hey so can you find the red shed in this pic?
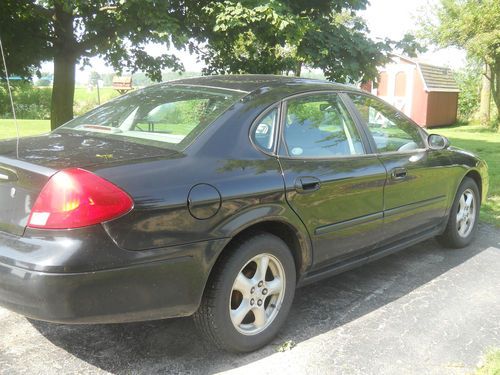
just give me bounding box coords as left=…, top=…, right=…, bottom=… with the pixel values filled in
left=363, top=55, right=459, bottom=128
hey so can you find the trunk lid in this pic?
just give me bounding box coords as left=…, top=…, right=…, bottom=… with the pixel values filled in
left=0, top=157, right=54, bottom=235
left=0, top=131, right=173, bottom=170
left=0, top=131, right=177, bottom=236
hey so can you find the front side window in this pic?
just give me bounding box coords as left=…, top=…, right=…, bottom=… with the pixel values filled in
left=348, top=94, right=425, bottom=153
left=58, top=85, right=246, bottom=150
left=282, top=93, right=365, bottom=158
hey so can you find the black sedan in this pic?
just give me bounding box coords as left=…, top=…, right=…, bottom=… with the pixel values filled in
left=0, top=75, right=488, bottom=352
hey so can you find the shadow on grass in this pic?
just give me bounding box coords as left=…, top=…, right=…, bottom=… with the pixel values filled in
left=28, top=225, right=499, bottom=374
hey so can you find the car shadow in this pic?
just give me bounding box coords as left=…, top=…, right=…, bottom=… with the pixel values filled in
left=29, top=225, right=498, bottom=374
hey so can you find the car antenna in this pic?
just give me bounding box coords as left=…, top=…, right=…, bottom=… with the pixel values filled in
left=0, top=34, right=20, bottom=158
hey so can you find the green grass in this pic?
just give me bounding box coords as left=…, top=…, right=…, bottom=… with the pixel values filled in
left=435, top=123, right=500, bottom=227
left=73, top=87, right=120, bottom=116
left=476, top=349, right=500, bottom=375
left=0, top=119, right=50, bottom=139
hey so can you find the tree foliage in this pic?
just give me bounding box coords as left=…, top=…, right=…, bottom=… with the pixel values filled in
left=196, top=0, right=421, bottom=83
left=424, top=0, right=500, bottom=125
left=454, top=64, right=481, bottom=121
left=0, top=0, right=422, bottom=129
left=0, top=1, right=190, bottom=78
left=0, top=0, right=193, bottom=128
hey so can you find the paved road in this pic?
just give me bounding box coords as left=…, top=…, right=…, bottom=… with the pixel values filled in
left=1, top=225, right=499, bottom=375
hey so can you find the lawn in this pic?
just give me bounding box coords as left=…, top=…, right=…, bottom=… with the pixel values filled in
left=476, top=349, right=500, bottom=375
left=73, top=87, right=120, bottom=115
left=435, top=123, right=500, bottom=227
left=0, top=119, right=50, bottom=139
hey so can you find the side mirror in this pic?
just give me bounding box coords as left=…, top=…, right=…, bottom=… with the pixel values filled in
left=428, top=134, right=450, bottom=150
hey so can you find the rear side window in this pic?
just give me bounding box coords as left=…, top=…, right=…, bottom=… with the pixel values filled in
left=251, top=108, right=278, bottom=152
left=282, top=93, right=365, bottom=158
left=59, top=85, right=246, bottom=150
left=348, top=94, right=425, bottom=153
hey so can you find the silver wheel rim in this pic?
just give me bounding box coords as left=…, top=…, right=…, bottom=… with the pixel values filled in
left=229, top=253, right=286, bottom=336
left=456, top=188, right=476, bottom=238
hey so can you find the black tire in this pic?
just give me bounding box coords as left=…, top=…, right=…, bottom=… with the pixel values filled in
left=194, top=232, right=296, bottom=353
left=437, top=177, right=480, bottom=248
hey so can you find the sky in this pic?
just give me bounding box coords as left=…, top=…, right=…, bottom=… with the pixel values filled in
left=360, top=0, right=466, bottom=68
left=42, top=0, right=466, bottom=84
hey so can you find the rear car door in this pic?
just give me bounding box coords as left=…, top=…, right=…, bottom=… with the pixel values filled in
left=346, top=93, right=450, bottom=244
left=277, top=92, right=387, bottom=269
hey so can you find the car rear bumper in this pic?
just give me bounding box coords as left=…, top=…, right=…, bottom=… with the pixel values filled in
left=0, top=226, right=228, bottom=323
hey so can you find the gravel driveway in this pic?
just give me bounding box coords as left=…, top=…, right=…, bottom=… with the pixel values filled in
left=1, top=224, right=499, bottom=375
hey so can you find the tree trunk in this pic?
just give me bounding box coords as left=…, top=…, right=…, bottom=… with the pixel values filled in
left=491, top=61, right=500, bottom=130
left=479, top=64, right=491, bottom=126
left=50, top=2, right=76, bottom=130
left=294, top=61, right=302, bottom=77
left=51, top=53, right=76, bottom=130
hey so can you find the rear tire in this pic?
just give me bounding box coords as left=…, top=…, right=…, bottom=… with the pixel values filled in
left=194, top=233, right=296, bottom=353
left=437, top=177, right=480, bottom=248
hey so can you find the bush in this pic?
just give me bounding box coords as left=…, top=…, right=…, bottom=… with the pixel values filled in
left=454, top=65, right=481, bottom=122
left=0, top=85, right=8, bottom=116
left=0, top=82, right=51, bottom=119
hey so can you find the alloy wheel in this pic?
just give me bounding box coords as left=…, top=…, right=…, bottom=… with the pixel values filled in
left=229, top=253, right=286, bottom=335
left=456, top=188, right=476, bottom=238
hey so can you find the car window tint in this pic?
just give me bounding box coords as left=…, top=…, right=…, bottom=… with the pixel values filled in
left=283, top=94, right=364, bottom=158
left=348, top=94, right=425, bottom=153
left=58, top=85, right=245, bottom=150
left=252, top=108, right=278, bottom=152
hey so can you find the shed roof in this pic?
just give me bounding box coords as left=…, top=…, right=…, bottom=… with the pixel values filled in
left=418, top=62, right=459, bottom=92
left=388, top=54, right=460, bottom=93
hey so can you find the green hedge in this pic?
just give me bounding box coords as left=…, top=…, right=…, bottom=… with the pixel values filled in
left=0, top=83, right=51, bottom=120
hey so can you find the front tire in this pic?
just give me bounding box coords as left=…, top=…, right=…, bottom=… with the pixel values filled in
left=438, top=177, right=480, bottom=248
left=194, top=233, right=296, bottom=352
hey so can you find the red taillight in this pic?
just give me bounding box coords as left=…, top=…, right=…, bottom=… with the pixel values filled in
left=28, top=168, right=133, bottom=229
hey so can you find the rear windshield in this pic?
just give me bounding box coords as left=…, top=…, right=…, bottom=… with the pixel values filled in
left=57, top=84, right=246, bottom=150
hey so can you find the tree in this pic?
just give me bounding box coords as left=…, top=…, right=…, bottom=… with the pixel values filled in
left=1, top=0, right=419, bottom=130
left=453, top=64, right=482, bottom=121
left=480, top=65, right=491, bottom=125
left=424, top=0, right=500, bottom=127
left=0, top=0, right=190, bottom=129
left=89, top=71, right=101, bottom=87
left=194, top=1, right=422, bottom=84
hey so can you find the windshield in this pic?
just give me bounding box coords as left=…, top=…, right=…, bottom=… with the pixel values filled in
left=57, top=84, right=246, bottom=150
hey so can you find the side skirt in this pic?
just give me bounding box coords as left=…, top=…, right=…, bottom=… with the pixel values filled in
left=297, top=224, right=445, bottom=287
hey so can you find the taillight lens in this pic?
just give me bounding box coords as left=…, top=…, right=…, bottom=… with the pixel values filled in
left=28, top=168, right=133, bottom=229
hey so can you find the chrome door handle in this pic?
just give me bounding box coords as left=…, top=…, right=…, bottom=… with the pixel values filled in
left=295, top=176, right=321, bottom=193
left=391, top=167, right=408, bottom=180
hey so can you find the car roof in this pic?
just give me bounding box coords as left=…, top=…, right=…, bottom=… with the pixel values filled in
left=167, top=74, right=360, bottom=96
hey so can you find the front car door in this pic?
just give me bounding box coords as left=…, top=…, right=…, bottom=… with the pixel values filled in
left=277, top=92, right=387, bottom=270
left=346, top=93, right=451, bottom=244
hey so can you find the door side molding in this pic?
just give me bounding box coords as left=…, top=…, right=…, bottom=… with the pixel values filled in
left=315, top=211, right=383, bottom=235
left=384, top=195, right=447, bottom=217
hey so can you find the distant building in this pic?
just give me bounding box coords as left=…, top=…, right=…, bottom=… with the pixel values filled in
left=362, top=55, right=459, bottom=128
left=112, top=76, right=133, bottom=94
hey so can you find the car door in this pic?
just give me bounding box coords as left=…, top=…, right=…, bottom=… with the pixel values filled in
left=278, top=92, right=387, bottom=269
left=346, top=93, right=451, bottom=244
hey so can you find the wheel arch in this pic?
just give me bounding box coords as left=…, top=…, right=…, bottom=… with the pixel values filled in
left=210, top=217, right=313, bottom=285
left=464, top=169, right=483, bottom=202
